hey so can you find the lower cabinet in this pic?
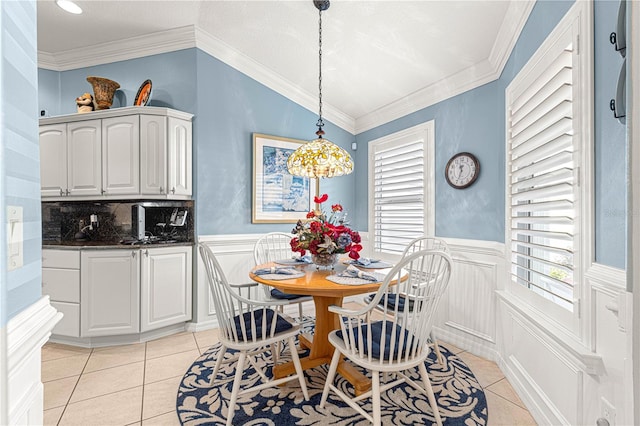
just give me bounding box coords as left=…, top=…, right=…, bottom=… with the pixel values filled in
left=81, top=249, right=140, bottom=337
left=43, top=245, right=193, bottom=340
left=140, top=246, right=192, bottom=332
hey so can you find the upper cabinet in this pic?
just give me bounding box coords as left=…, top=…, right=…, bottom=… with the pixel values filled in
left=39, top=107, right=193, bottom=201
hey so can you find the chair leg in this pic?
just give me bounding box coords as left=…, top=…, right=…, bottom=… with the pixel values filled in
left=226, top=351, right=246, bottom=426
left=297, top=301, right=303, bottom=321
left=270, top=343, right=279, bottom=364
left=210, top=345, right=227, bottom=386
left=287, top=336, right=309, bottom=400
left=319, top=349, right=341, bottom=408
left=418, top=361, right=443, bottom=426
left=371, top=371, right=382, bottom=426
left=430, top=331, right=444, bottom=365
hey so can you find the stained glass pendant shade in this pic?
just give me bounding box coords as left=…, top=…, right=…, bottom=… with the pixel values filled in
left=287, top=0, right=354, bottom=179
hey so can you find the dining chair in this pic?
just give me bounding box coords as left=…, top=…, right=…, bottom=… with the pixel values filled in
left=254, top=232, right=312, bottom=320
left=320, top=249, right=453, bottom=426
left=199, top=243, right=309, bottom=426
left=364, top=236, right=450, bottom=364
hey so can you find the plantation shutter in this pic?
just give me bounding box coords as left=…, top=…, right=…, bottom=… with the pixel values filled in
left=507, top=39, right=577, bottom=312
left=373, top=140, right=425, bottom=254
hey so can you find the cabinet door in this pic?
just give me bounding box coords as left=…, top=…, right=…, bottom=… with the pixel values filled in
left=140, top=115, right=167, bottom=195
left=167, top=117, right=192, bottom=197
left=40, top=124, right=68, bottom=197
left=67, top=120, right=102, bottom=196
left=81, top=250, right=140, bottom=337
left=102, top=116, right=140, bottom=195
left=140, top=246, right=192, bottom=332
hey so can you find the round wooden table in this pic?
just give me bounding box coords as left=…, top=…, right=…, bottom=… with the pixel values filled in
left=249, top=261, right=384, bottom=395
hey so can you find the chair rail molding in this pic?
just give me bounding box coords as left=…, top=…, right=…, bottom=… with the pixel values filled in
left=7, top=296, right=61, bottom=425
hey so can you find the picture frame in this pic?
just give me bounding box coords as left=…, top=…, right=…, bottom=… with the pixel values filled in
left=252, top=133, right=318, bottom=223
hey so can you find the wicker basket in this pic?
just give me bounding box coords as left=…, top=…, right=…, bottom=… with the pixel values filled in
left=86, top=76, right=120, bottom=109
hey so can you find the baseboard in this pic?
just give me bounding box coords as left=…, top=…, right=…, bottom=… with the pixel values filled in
left=7, top=296, right=61, bottom=425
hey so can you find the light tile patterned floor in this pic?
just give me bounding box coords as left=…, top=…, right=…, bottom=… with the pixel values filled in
left=42, top=323, right=536, bottom=425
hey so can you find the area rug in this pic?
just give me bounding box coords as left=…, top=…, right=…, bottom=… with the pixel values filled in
left=177, top=318, right=488, bottom=425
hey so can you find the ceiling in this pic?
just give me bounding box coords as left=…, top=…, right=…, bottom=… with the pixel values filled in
left=36, top=0, right=533, bottom=133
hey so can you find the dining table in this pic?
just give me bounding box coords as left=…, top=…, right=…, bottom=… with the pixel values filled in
left=249, top=259, right=392, bottom=396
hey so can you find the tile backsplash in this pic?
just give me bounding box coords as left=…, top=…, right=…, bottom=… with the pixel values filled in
left=42, top=200, right=194, bottom=243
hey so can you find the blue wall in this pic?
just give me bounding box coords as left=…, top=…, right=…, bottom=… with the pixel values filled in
left=36, top=0, right=627, bottom=270
left=37, top=49, right=356, bottom=237
left=354, top=0, right=627, bottom=269
left=2, top=0, right=42, bottom=321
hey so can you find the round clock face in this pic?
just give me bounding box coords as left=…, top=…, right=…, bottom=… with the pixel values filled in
left=445, top=152, right=480, bottom=189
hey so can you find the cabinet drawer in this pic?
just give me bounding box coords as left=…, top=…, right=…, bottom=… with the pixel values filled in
left=42, top=249, right=80, bottom=269
left=50, top=301, right=80, bottom=338
left=43, top=269, right=80, bottom=303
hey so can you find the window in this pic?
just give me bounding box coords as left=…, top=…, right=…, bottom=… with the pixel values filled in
left=506, top=2, right=592, bottom=329
left=368, top=122, right=434, bottom=256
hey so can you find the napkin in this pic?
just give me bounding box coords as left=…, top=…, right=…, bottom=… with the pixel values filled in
left=338, top=265, right=379, bottom=281
left=253, top=266, right=298, bottom=275
left=352, top=257, right=379, bottom=266
left=296, top=255, right=313, bottom=263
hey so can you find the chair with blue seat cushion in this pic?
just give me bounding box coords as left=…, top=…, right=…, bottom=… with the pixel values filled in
left=363, top=236, right=449, bottom=364
left=199, top=243, right=309, bottom=426
left=321, top=249, right=453, bottom=426
left=254, top=232, right=312, bottom=319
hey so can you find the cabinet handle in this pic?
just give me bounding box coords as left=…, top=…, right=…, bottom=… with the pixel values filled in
left=159, top=186, right=164, bottom=194
left=65, top=189, right=70, bottom=196
left=144, top=249, right=149, bottom=257
left=132, top=251, right=136, bottom=258
left=171, top=187, right=175, bottom=194
left=59, top=189, right=63, bottom=196
left=101, top=189, right=106, bottom=195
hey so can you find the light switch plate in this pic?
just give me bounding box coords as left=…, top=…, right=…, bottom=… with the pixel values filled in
left=7, top=206, right=23, bottom=271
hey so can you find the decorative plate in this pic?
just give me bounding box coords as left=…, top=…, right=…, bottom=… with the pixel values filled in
left=134, top=79, right=152, bottom=106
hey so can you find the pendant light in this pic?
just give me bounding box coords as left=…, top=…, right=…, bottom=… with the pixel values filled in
left=287, top=0, right=354, bottom=179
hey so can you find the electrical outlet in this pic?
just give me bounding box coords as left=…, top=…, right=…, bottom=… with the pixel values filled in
left=601, top=397, right=616, bottom=426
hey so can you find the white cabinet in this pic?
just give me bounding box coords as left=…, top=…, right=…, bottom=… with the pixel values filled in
left=67, top=120, right=102, bottom=196
left=81, top=249, right=140, bottom=337
left=45, top=245, right=194, bottom=341
left=42, top=249, right=81, bottom=337
left=140, top=115, right=193, bottom=197
left=140, top=246, right=192, bottom=332
left=140, top=115, right=167, bottom=195
left=40, top=106, right=193, bottom=200
left=39, top=124, right=67, bottom=197
left=40, top=120, right=102, bottom=197
left=167, top=117, right=192, bottom=196
left=102, top=115, right=140, bottom=195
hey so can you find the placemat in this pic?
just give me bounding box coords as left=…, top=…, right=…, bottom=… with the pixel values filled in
left=348, top=260, right=394, bottom=269
left=326, top=270, right=387, bottom=286
left=254, top=271, right=306, bottom=280
left=274, top=258, right=311, bottom=266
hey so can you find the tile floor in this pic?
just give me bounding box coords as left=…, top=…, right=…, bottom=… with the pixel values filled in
left=42, top=318, right=537, bottom=425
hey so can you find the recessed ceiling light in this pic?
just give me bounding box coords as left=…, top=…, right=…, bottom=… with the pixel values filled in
left=56, top=0, right=82, bottom=15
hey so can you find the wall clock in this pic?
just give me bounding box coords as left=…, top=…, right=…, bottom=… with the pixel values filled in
left=445, top=152, right=480, bottom=189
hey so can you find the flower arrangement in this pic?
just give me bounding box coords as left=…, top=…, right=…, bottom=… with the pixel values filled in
left=290, top=193, right=362, bottom=260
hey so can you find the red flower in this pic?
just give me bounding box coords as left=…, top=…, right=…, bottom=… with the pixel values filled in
left=314, top=193, right=329, bottom=204
left=306, top=211, right=316, bottom=219
left=348, top=243, right=363, bottom=259
left=332, top=204, right=343, bottom=212
left=310, top=221, right=323, bottom=233
left=350, top=231, right=361, bottom=244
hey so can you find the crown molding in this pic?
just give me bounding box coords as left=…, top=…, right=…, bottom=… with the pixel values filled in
left=354, top=1, right=535, bottom=134
left=37, top=25, right=196, bottom=72
left=193, top=27, right=355, bottom=134
left=36, top=2, right=533, bottom=136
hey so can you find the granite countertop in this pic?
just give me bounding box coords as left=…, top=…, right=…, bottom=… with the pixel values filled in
left=43, top=240, right=195, bottom=250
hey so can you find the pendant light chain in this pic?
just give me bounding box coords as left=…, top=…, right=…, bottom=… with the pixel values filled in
left=316, top=6, right=325, bottom=134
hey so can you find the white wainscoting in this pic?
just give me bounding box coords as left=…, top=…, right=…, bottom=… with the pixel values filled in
left=7, top=296, right=61, bottom=425
left=191, top=234, right=633, bottom=425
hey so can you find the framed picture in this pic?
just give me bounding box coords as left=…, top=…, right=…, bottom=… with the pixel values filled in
left=252, top=133, right=318, bottom=223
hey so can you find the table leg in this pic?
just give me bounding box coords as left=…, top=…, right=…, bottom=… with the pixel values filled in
left=273, top=295, right=372, bottom=395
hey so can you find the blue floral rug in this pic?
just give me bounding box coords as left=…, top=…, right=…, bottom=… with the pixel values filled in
left=176, top=318, right=488, bottom=425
